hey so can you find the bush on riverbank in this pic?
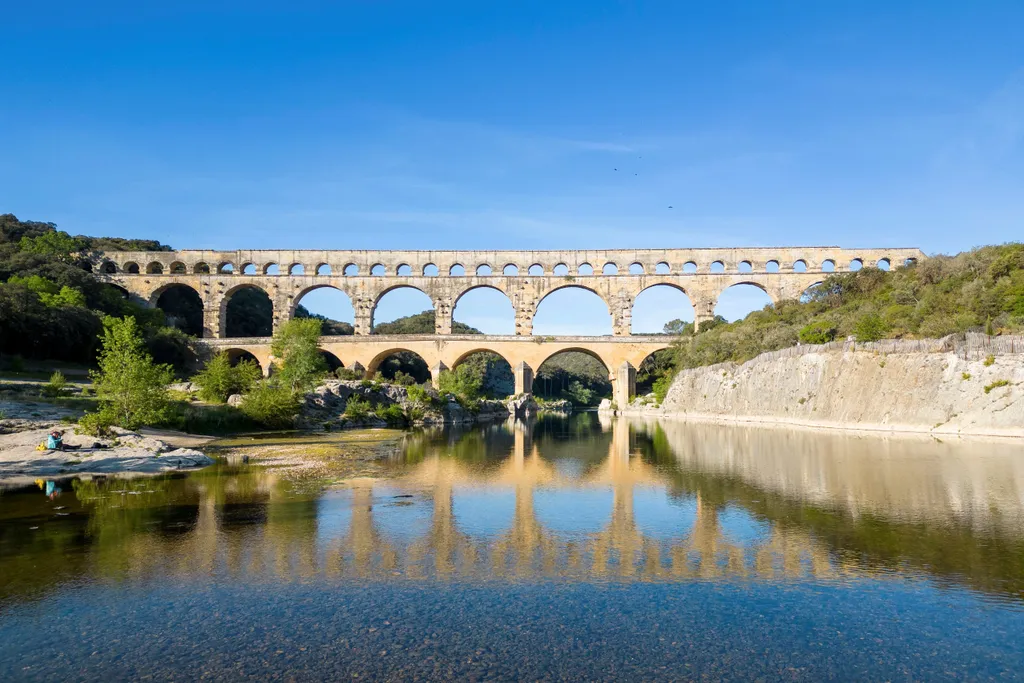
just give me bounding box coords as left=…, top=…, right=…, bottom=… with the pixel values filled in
left=191, top=352, right=262, bottom=403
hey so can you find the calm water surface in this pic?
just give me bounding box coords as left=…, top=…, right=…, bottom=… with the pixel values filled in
left=2, top=414, right=1024, bottom=681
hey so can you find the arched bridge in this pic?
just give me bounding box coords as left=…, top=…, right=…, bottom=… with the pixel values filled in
left=91, top=246, right=925, bottom=405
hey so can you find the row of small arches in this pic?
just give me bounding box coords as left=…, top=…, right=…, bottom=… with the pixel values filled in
left=99, top=256, right=913, bottom=276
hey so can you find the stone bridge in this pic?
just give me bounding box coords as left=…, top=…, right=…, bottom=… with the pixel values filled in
left=91, top=246, right=924, bottom=404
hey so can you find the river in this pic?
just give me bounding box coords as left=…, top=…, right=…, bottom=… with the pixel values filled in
left=2, top=413, right=1023, bottom=680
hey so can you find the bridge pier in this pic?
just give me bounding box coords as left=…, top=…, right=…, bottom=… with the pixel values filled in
left=430, top=361, right=449, bottom=389
left=513, top=361, right=534, bottom=395
left=613, top=361, right=636, bottom=409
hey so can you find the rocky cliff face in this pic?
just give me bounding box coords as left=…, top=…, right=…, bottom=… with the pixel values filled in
left=646, top=350, right=1024, bottom=438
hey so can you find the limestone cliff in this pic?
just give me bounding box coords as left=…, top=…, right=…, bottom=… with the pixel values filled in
left=648, top=348, right=1024, bottom=438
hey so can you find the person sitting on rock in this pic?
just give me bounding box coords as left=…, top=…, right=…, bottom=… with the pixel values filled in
left=45, top=430, right=80, bottom=452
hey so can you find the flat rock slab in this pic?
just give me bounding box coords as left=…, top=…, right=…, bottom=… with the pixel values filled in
left=0, top=426, right=215, bottom=482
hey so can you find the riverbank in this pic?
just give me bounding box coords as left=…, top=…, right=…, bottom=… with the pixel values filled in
left=0, top=425, right=215, bottom=484
left=620, top=341, right=1024, bottom=439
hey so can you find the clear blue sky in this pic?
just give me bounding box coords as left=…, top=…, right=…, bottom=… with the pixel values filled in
left=2, top=1, right=1022, bottom=333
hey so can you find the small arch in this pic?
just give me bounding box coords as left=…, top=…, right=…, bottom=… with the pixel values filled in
left=368, top=349, right=431, bottom=383
left=343, top=263, right=359, bottom=276
left=169, top=261, right=186, bottom=275
left=632, top=284, right=694, bottom=334
left=765, top=260, right=780, bottom=273
left=453, top=285, right=514, bottom=335
left=709, top=261, right=725, bottom=273
left=224, top=285, right=273, bottom=337
left=217, top=262, right=235, bottom=274
left=821, top=259, right=836, bottom=273
left=502, top=264, right=519, bottom=276
left=319, top=350, right=343, bottom=373
left=146, top=262, right=164, bottom=274
left=876, top=258, right=891, bottom=271
left=193, top=262, right=211, bottom=274
left=100, top=261, right=117, bottom=274
left=738, top=261, right=753, bottom=273
left=904, top=257, right=918, bottom=268
left=124, top=262, right=140, bottom=274
left=849, top=258, right=863, bottom=272
left=423, top=263, right=439, bottom=277
left=792, top=259, right=807, bottom=273
left=683, top=261, right=698, bottom=274
left=397, top=264, right=412, bottom=276
left=715, top=283, right=774, bottom=322
left=289, top=263, right=305, bottom=275
left=225, top=349, right=263, bottom=374
left=655, top=261, right=671, bottom=275
left=528, top=264, right=544, bottom=276
left=316, top=263, right=332, bottom=276
left=154, top=284, right=204, bottom=337
left=242, top=263, right=257, bottom=275
left=262, top=263, right=279, bottom=275
left=578, top=263, right=594, bottom=276
left=553, top=263, right=570, bottom=276
left=370, top=264, right=386, bottom=276
left=628, top=262, right=644, bottom=275
left=602, top=262, right=619, bottom=275
left=476, top=264, right=492, bottom=276
left=449, top=264, right=466, bottom=276
left=635, top=347, right=678, bottom=397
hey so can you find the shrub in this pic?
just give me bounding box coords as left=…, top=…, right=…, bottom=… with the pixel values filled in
left=335, top=367, right=364, bottom=380
left=43, top=370, right=69, bottom=399
left=374, top=403, right=407, bottom=426
left=238, top=383, right=300, bottom=429
left=984, top=355, right=995, bottom=367
left=392, top=370, right=416, bottom=386
left=984, top=379, right=1010, bottom=394
left=78, top=409, right=115, bottom=436
left=798, top=320, right=838, bottom=345
left=962, top=372, right=971, bottom=381
left=437, top=365, right=482, bottom=404
left=652, top=373, right=675, bottom=405
left=406, top=384, right=429, bottom=405
left=271, top=318, right=328, bottom=391
left=853, top=313, right=888, bottom=342
left=344, top=395, right=371, bottom=419
left=192, top=352, right=261, bottom=403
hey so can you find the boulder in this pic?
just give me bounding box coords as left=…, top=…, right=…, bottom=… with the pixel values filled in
left=598, top=398, right=614, bottom=412
left=227, top=394, right=244, bottom=407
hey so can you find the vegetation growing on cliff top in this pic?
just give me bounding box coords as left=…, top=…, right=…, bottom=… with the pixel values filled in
left=666, top=243, right=1024, bottom=372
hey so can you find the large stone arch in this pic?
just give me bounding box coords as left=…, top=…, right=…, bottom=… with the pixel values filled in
left=289, top=283, right=356, bottom=318
left=365, top=347, right=436, bottom=378
left=452, top=284, right=515, bottom=335
left=535, top=346, right=614, bottom=379
left=220, top=283, right=274, bottom=338
left=371, top=284, right=435, bottom=331
left=450, top=346, right=514, bottom=369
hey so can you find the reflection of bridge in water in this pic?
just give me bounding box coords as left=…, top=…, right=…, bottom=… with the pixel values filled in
left=139, top=419, right=848, bottom=584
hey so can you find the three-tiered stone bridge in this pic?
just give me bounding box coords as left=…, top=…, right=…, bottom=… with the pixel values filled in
left=91, top=246, right=924, bottom=406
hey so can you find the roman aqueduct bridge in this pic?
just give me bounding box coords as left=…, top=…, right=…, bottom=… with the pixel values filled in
left=91, top=246, right=925, bottom=406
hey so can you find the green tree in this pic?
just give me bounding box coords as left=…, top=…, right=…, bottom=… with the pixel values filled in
left=239, top=383, right=301, bottom=429
left=192, top=352, right=262, bottom=402
left=853, top=312, right=888, bottom=342
left=798, top=320, right=838, bottom=344
left=271, top=318, right=328, bottom=391
left=437, top=365, right=482, bottom=404
left=18, top=230, right=84, bottom=263
left=87, top=316, right=174, bottom=430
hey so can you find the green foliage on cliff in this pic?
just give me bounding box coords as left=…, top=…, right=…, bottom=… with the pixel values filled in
left=669, top=243, right=1024, bottom=370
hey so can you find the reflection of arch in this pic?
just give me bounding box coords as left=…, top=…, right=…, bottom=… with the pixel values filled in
left=631, top=284, right=695, bottom=334
left=146, top=261, right=164, bottom=274
left=170, top=261, right=187, bottom=274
